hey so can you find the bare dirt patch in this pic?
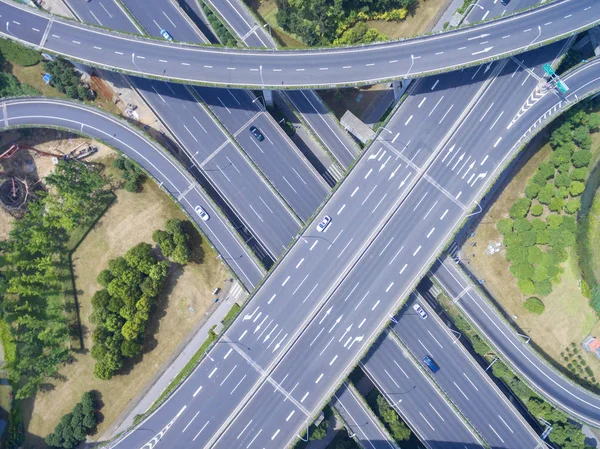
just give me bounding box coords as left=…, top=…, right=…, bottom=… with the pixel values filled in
left=21, top=154, right=229, bottom=447
left=466, top=137, right=600, bottom=385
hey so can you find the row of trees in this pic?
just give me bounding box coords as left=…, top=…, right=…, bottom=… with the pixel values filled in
left=274, top=0, right=417, bottom=46
left=45, top=391, right=98, bottom=449
left=90, top=218, right=194, bottom=379
left=439, top=292, right=592, bottom=449
left=498, top=103, right=600, bottom=297
left=372, top=392, right=411, bottom=443
left=0, top=161, right=110, bottom=399
left=91, top=243, right=169, bottom=379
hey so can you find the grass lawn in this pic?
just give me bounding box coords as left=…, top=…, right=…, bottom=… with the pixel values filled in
left=466, top=132, right=600, bottom=386
left=21, top=154, right=229, bottom=447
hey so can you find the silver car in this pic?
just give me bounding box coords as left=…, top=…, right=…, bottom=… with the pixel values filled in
left=413, top=303, right=428, bottom=319
left=195, top=205, right=210, bottom=221
left=316, top=215, right=331, bottom=232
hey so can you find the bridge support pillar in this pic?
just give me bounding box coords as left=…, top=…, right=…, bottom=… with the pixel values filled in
left=263, top=90, right=275, bottom=108
left=393, top=80, right=410, bottom=102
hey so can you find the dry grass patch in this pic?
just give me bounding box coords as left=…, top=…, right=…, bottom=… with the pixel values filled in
left=466, top=137, right=600, bottom=384
left=21, top=155, right=229, bottom=447
left=368, top=0, right=450, bottom=40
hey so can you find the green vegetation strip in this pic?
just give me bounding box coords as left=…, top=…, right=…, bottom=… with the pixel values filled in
left=436, top=290, right=591, bottom=449
left=143, top=325, right=218, bottom=419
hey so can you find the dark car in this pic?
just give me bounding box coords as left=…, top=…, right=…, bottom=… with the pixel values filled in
left=423, top=356, right=440, bottom=373
left=250, top=126, right=265, bottom=142
left=500, top=0, right=510, bottom=5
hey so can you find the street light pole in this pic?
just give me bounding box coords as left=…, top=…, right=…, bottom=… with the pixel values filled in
left=259, top=65, right=265, bottom=87
left=406, top=54, right=415, bottom=77
left=526, top=26, right=542, bottom=51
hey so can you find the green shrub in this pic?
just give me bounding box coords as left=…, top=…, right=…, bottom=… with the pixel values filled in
left=572, top=150, right=592, bottom=168
left=497, top=218, right=514, bottom=234
left=524, top=297, right=545, bottom=314
left=0, top=38, right=40, bottom=66
left=549, top=148, right=572, bottom=167
left=554, top=172, right=571, bottom=188
left=547, top=214, right=563, bottom=229
left=534, top=279, right=553, bottom=296
left=517, top=278, right=535, bottom=295
left=536, top=230, right=550, bottom=245
left=509, top=198, right=531, bottom=219
left=564, top=199, right=581, bottom=214
left=521, top=230, right=537, bottom=247
left=525, top=181, right=541, bottom=199
left=530, top=218, right=547, bottom=231
left=572, top=126, right=592, bottom=150
left=538, top=185, right=555, bottom=205
left=513, top=218, right=531, bottom=232
left=527, top=246, right=542, bottom=263
left=549, top=197, right=564, bottom=212
left=569, top=181, right=585, bottom=197
left=510, top=262, right=534, bottom=279
left=530, top=204, right=543, bottom=216
left=571, top=167, right=588, bottom=181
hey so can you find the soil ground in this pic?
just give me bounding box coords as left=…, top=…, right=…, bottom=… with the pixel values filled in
left=466, top=132, right=600, bottom=386
left=20, top=151, right=229, bottom=448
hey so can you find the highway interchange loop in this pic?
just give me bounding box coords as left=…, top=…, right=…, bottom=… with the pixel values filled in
left=0, top=0, right=597, bottom=87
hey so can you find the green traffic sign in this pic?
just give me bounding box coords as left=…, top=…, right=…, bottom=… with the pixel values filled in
left=557, top=81, right=569, bottom=93
left=542, top=64, right=555, bottom=77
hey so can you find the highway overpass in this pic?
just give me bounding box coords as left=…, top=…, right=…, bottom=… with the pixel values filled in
left=0, top=0, right=597, bottom=87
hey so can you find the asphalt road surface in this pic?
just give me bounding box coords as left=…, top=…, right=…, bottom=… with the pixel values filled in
left=65, top=0, right=308, bottom=261
left=433, top=255, right=600, bottom=428
left=0, top=97, right=265, bottom=289
left=1, top=0, right=597, bottom=87
left=390, top=294, right=543, bottom=448
left=362, top=331, right=485, bottom=449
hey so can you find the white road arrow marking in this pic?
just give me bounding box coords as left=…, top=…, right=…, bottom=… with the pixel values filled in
left=319, top=307, right=332, bottom=325
left=243, top=306, right=259, bottom=321
left=389, top=163, right=402, bottom=180
left=329, top=315, right=343, bottom=333
left=462, top=161, right=475, bottom=179
left=338, top=324, right=353, bottom=341
left=471, top=171, right=487, bottom=187
left=379, top=155, right=391, bottom=172
left=264, top=324, right=278, bottom=343
left=467, top=33, right=490, bottom=40
left=273, top=333, right=288, bottom=352
left=472, top=46, right=494, bottom=56
left=452, top=153, right=464, bottom=171
left=441, top=144, right=455, bottom=162
left=348, top=335, right=364, bottom=350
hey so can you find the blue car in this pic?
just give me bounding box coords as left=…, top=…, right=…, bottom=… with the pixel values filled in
left=423, top=356, right=440, bottom=374
left=160, top=29, right=173, bottom=41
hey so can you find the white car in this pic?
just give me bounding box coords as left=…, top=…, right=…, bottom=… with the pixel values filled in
left=413, top=303, right=428, bottom=319
left=316, top=215, right=331, bottom=232
left=160, top=29, right=173, bottom=41
left=195, top=205, right=210, bottom=221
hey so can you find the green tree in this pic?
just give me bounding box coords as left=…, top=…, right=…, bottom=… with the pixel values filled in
left=513, top=218, right=531, bottom=232
left=375, top=394, right=411, bottom=442
left=572, top=150, right=592, bottom=168
left=571, top=167, right=588, bottom=181
left=564, top=199, right=581, bottom=214
left=549, top=197, right=564, bottom=212
left=537, top=184, right=555, bottom=205
left=496, top=218, right=513, bottom=234
left=572, top=126, right=592, bottom=150
left=525, top=181, right=541, bottom=199
left=530, top=204, right=543, bottom=216
left=509, top=198, right=531, bottom=219
left=554, top=172, right=571, bottom=188
left=534, top=279, right=553, bottom=296
left=517, top=278, right=535, bottom=295
left=569, top=181, right=585, bottom=197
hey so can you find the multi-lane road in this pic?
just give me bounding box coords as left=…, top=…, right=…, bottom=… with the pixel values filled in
left=106, top=42, right=600, bottom=449
left=1, top=0, right=598, bottom=86
left=433, top=254, right=600, bottom=428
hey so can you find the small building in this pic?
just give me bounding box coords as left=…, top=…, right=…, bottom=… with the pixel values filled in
left=341, top=110, right=375, bottom=144
left=582, top=336, right=600, bottom=359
